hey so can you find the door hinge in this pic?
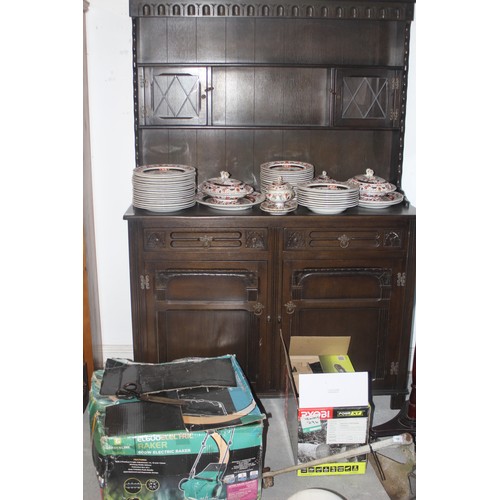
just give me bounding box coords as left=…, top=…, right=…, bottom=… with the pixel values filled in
left=390, top=361, right=399, bottom=375
left=397, top=272, right=406, bottom=287
left=140, top=274, right=150, bottom=290
left=391, top=78, right=400, bottom=90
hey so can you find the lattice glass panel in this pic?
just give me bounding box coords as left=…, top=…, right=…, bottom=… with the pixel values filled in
left=342, top=77, right=388, bottom=120
left=153, top=73, right=200, bottom=119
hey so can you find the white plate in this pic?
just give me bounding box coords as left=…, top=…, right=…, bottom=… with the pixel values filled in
left=304, top=205, right=350, bottom=214
left=196, top=192, right=265, bottom=211
left=132, top=200, right=196, bottom=212
left=358, top=192, right=404, bottom=209
left=260, top=199, right=298, bottom=215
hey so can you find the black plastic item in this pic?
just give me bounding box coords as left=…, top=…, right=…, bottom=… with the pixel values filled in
left=105, top=401, right=186, bottom=436
left=83, top=362, right=89, bottom=413
left=99, top=357, right=237, bottom=396
left=308, top=361, right=323, bottom=374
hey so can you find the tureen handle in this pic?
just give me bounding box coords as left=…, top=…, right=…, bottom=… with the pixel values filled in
left=365, top=168, right=374, bottom=178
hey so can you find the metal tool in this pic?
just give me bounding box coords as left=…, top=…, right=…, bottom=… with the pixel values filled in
left=115, top=382, right=187, bottom=406
left=262, top=433, right=414, bottom=489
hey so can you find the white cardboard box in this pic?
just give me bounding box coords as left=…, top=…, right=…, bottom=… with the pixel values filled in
left=283, top=334, right=371, bottom=476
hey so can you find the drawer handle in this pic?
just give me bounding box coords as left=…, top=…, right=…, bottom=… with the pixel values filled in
left=253, top=302, right=265, bottom=316
left=284, top=301, right=296, bottom=315
left=199, top=235, right=213, bottom=248
left=338, top=234, right=350, bottom=248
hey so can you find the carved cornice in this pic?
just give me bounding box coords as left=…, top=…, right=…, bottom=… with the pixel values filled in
left=129, top=0, right=415, bottom=21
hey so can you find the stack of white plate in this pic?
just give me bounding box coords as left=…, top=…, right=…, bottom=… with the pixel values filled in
left=260, top=161, right=314, bottom=194
left=132, top=164, right=197, bottom=212
left=296, top=180, right=359, bottom=214
left=358, top=191, right=404, bottom=209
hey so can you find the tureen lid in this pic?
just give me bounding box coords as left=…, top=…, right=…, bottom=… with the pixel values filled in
left=267, top=176, right=293, bottom=191
left=348, top=168, right=396, bottom=194
left=312, top=170, right=335, bottom=183
left=353, top=169, right=387, bottom=184
left=206, top=171, right=243, bottom=187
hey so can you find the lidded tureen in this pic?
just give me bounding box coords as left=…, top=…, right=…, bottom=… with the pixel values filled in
left=264, top=176, right=295, bottom=208
left=347, top=169, right=396, bottom=197
left=200, top=171, right=254, bottom=204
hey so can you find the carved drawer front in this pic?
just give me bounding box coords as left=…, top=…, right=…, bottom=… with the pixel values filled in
left=143, top=228, right=268, bottom=252
left=284, top=228, right=405, bottom=251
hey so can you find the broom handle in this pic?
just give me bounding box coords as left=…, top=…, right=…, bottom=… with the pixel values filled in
left=262, top=433, right=413, bottom=479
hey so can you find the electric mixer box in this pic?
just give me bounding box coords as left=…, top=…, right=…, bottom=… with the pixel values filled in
left=283, top=335, right=371, bottom=476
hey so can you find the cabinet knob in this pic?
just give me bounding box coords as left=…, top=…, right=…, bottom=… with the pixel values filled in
left=253, top=302, right=265, bottom=316
left=284, top=301, right=296, bottom=315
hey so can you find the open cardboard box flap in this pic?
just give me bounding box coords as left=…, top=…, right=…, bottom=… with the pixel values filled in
left=290, top=336, right=350, bottom=358
left=286, top=335, right=351, bottom=393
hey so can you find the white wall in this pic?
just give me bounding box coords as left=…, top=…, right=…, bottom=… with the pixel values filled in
left=86, top=0, right=136, bottom=360
left=85, top=0, right=417, bottom=362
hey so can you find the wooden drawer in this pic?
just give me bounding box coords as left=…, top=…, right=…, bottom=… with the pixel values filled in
left=283, top=227, right=407, bottom=252
left=142, top=227, right=269, bottom=252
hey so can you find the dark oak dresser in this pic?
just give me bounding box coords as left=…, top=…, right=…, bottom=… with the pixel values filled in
left=124, top=0, right=416, bottom=408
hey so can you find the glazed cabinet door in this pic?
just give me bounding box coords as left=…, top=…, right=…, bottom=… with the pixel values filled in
left=135, top=259, right=270, bottom=392
left=281, top=258, right=408, bottom=394
left=333, top=67, right=402, bottom=128
left=138, top=66, right=210, bottom=125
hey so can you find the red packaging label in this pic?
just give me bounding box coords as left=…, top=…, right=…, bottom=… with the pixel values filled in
left=298, top=407, right=333, bottom=420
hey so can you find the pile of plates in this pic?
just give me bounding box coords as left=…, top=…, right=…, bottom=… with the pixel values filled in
left=358, top=192, right=404, bottom=209
left=132, top=164, right=197, bottom=212
left=296, top=180, right=359, bottom=214
left=260, top=161, right=314, bottom=194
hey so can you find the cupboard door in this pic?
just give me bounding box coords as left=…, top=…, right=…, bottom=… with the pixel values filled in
left=138, top=66, right=210, bottom=125
left=212, top=67, right=329, bottom=126
left=140, top=261, right=269, bottom=391
left=281, top=259, right=406, bottom=393
left=333, top=68, right=402, bottom=128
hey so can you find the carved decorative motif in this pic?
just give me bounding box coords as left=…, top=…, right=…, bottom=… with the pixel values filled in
left=155, top=269, right=259, bottom=291
left=286, top=231, right=306, bottom=249
left=384, top=231, right=401, bottom=247
left=246, top=231, right=266, bottom=249
left=130, top=1, right=414, bottom=21
left=145, top=230, right=167, bottom=249
left=292, top=268, right=392, bottom=296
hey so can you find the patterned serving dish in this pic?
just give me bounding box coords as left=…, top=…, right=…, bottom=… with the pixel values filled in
left=199, top=171, right=254, bottom=204
left=347, top=169, right=396, bottom=197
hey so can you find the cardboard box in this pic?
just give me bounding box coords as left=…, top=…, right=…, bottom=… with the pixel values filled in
left=88, top=355, right=265, bottom=499
left=283, top=334, right=371, bottom=476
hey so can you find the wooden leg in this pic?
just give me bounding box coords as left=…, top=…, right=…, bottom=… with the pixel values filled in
left=371, top=348, right=416, bottom=441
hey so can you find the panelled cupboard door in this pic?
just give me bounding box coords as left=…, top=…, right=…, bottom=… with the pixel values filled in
left=138, top=66, right=210, bottom=125
left=138, top=260, right=270, bottom=391
left=281, top=258, right=407, bottom=394
left=333, top=68, right=403, bottom=128
left=212, top=66, right=330, bottom=127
